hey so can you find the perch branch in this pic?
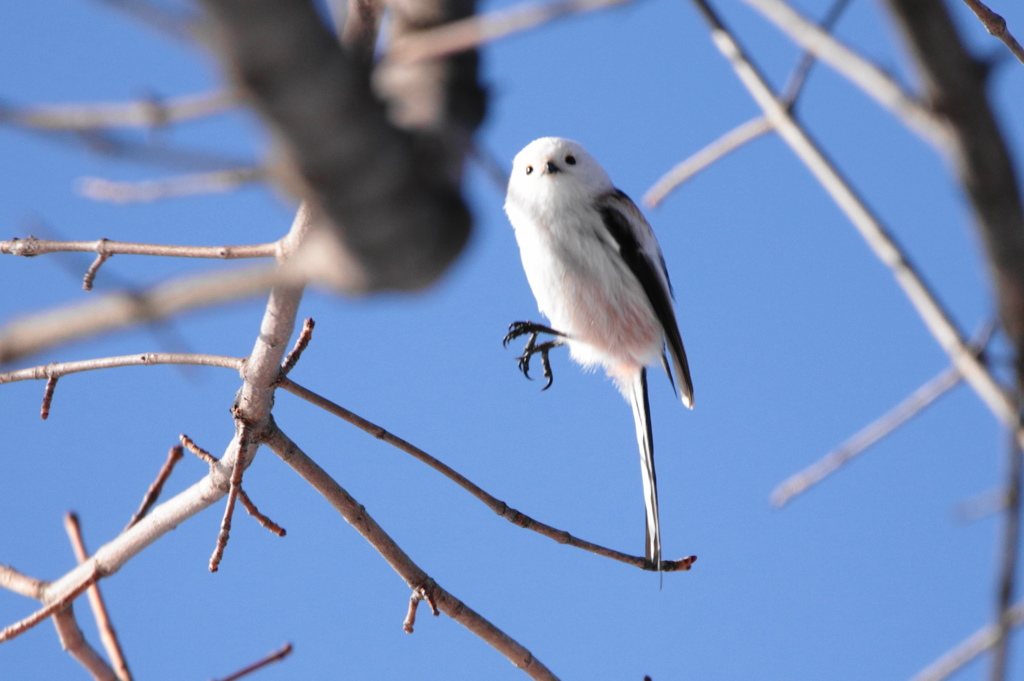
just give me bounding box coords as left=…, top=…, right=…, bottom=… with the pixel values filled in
left=279, top=377, right=696, bottom=572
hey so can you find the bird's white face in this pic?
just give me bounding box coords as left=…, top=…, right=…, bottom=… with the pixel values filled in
left=508, top=137, right=614, bottom=206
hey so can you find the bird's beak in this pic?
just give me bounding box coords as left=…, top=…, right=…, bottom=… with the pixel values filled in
left=544, top=160, right=561, bottom=174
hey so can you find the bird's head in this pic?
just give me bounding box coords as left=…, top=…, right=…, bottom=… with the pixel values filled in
left=507, top=137, right=614, bottom=204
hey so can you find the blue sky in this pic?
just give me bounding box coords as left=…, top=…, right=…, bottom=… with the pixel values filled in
left=2, top=0, right=1024, bottom=679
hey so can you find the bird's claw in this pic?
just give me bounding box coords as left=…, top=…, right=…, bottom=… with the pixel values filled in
left=504, top=321, right=563, bottom=391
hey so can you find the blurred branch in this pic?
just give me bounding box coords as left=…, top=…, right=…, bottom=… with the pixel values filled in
left=78, top=167, right=265, bottom=203
left=388, top=0, right=631, bottom=64
left=0, top=90, right=234, bottom=131
left=279, top=377, right=697, bottom=572
left=197, top=0, right=485, bottom=291
left=341, top=0, right=384, bottom=62
left=910, top=600, right=1024, bottom=681
left=879, top=4, right=1024, bottom=677
left=65, top=513, right=133, bottom=681
left=646, top=0, right=851, bottom=207
left=90, top=0, right=197, bottom=42
left=772, top=321, right=996, bottom=507
left=264, top=425, right=562, bottom=681
left=959, top=0, right=1024, bottom=65
left=739, top=0, right=948, bottom=147
left=0, top=264, right=279, bottom=365
left=689, top=0, right=1022, bottom=449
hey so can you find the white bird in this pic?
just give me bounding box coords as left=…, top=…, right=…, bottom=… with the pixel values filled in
left=503, top=136, right=693, bottom=571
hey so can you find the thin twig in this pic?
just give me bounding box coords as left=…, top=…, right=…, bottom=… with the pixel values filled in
left=181, top=434, right=219, bottom=464
left=40, top=375, right=58, bottom=420
left=209, top=426, right=253, bottom=573
left=125, top=446, right=185, bottom=531
left=2, top=237, right=279, bottom=261
left=910, top=601, right=1024, bottom=681
left=772, top=365, right=962, bottom=506
left=213, top=643, right=294, bottom=681
left=265, top=426, right=561, bottom=681
left=645, top=0, right=851, bottom=207
left=645, top=116, right=770, bottom=207
left=959, top=0, right=1024, bottom=65
left=77, top=167, right=265, bottom=204
left=991, top=430, right=1023, bottom=681
left=278, top=377, right=696, bottom=572
left=0, top=353, right=245, bottom=386
left=83, top=252, right=112, bottom=292
left=404, top=585, right=440, bottom=633
left=388, top=0, right=633, bottom=64
left=237, top=490, right=286, bottom=537
left=65, top=514, right=133, bottom=681
left=772, top=321, right=996, bottom=506
left=279, top=318, right=315, bottom=379
left=0, top=90, right=233, bottom=131
left=0, top=563, right=100, bottom=643
left=689, top=0, right=1022, bottom=450
left=739, top=0, right=948, bottom=147
left=51, top=607, right=119, bottom=681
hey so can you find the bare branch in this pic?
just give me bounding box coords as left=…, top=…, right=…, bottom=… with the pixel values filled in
left=0, top=564, right=45, bottom=599
left=237, top=490, right=286, bottom=537
left=910, top=601, right=1024, bottom=681
left=645, top=116, right=770, bottom=207
left=404, top=585, right=439, bottom=633
left=264, top=426, right=561, bottom=681
left=83, top=253, right=112, bottom=292
left=0, top=90, right=233, bottom=131
left=646, top=0, right=851, bottom=207
left=689, top=0, right=1022, bottom=449
left=209, top=431, right=247, bottom=573
left=213, top=642, right=293, bottom=681
left=51, top=607, right=119, bottom=681
left=387, top=0, right=631, bottom=64
left=65, top=514, right=133, bottom=681
left=181, top=434, right=219, bottom=465
left=0, top=264, right=280, bottom=365
left=772, top=364, right=962, bottom=507
left=279, top=317, right=315, bottom=379
left=772, top=321, right=997, bottom=507
left=40, top=375, right=58, bottom=420
left=279, top=377, right=696, bottom=572
left=0, top=563, right=99, bottom=643
left=739, top=0, right=949, bottom=147
left=125, top=446, right=185, bottom=531
left=959, top=0, right=1024, bottom=65
left=2, top=236, right=279, bottom=261
left=0, top=353, right=245, bottom=386
left=78, top=167, right=265, bottom=204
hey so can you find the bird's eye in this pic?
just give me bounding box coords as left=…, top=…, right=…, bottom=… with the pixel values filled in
left=525, top=165, right=534, bottom=175
left=565, top=155, right=577, bottom=165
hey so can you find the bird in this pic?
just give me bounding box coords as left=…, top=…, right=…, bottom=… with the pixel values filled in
left=502, top=136, right=693, bottom=571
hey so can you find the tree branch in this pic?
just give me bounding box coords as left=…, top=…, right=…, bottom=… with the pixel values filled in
left=278, top=377, right=696, bottom=571
left=264, top=425, right=561, bottom=681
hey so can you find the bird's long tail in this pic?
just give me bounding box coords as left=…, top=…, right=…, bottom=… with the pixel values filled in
left=628, top=368, right=660, bottom=571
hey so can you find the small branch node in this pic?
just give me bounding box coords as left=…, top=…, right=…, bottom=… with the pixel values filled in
left=278, top=317, right=316, bottom=381
left=83, top=247, right=112, bottom=292
left=40, top=375, right=58, bottom=420
left=403, top=582, right=439, bottom=634
left=180, top=433, right=218, bottom=464
left=125, top=445, right=185, bottom=531
left=238, top=489, right=286, bottom=537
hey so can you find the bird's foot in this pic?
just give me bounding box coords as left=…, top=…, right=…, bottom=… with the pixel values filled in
left=503, top=321, right=566, bottom=390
